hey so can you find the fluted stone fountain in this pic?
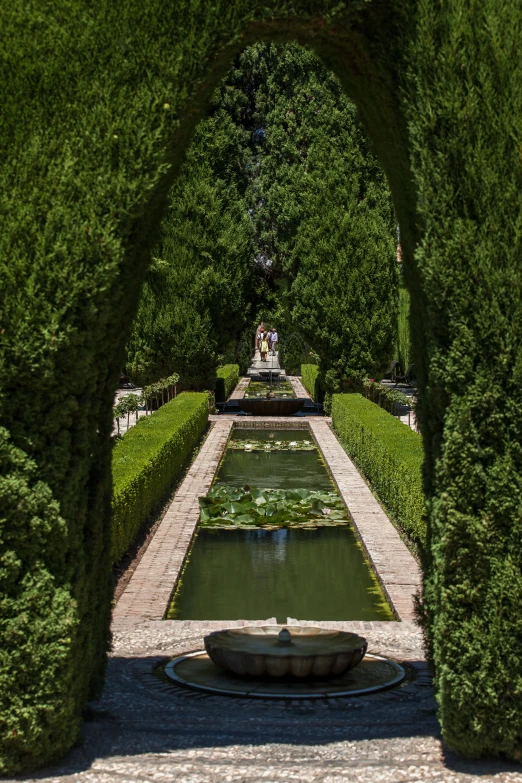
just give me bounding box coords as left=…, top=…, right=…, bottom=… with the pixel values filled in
left=164, top=625, right=405, bottom=699
left=204, top=626, right=367, bottom=678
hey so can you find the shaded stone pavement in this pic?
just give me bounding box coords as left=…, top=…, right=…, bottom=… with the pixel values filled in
left=17, top=622, right=522, bottom=783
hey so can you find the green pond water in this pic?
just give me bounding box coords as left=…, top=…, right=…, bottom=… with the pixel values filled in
left=216, top=429, right=332, bottom=490
left=169, top=526, right=394, bottom=622
left=168, top=428, right=394, bottom=622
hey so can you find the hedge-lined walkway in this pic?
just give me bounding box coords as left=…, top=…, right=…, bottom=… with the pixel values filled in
left=114, top=409, right=420, bottom=626
left=31, top=391, right=516, bottom=781
left=309, top=418, right=422, bottom=621
left=380, top=379, right=419, bottom=432
left=113, top=418, right=232, bottom=627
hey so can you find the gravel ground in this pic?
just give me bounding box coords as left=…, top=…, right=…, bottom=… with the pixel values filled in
left=14, top=621, right=522, bottom=783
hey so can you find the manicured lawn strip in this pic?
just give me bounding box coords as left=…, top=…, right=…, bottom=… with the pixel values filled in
left=332, top=393, right=426, bottom=550
left=112, top=393, right=209, bottom=562
left=215, top=364, right=240, bottom=402
left=301, top=364, right=320, bottom=400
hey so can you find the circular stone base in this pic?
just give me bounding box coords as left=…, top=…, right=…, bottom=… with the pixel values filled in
left=164, top=651, right=405, bottom=699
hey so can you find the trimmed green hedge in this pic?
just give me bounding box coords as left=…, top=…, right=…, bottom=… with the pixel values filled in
left=332, top=393, right=426, bottom=550
left=301, top=364, right=321, bottom=401
left=215, top=364, right=239, bottom=403
left=111, top=393, right=208, bottom=563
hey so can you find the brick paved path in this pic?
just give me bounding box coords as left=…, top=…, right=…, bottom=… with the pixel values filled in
left=309, top=419, right=422, bottom=621
left=288, top=374, right=310, bottom=397
left=112, top=419, right=233, bottom=627
left=228, top=376, right=249, bottom=399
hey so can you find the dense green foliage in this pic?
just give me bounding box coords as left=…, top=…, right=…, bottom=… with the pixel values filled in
left=112, top=393, right=208, bottom=563
left=278, top=332, right=311, bottom=376
left=0, top=429, right=81, bottom=772
left=2, top=0, right=522, bottom=766
left=215, top=365, right=240, bottom=402
left=301, top=364, right=321, bottom=401
left=332, top=394, right=425, bottom=549
left=396, top=285, right=412, bottom=374
left=125, top=110, right=255, bottom=389
left=409, top=2, right=522, bottom=758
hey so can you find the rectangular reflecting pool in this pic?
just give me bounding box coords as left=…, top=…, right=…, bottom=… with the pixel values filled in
left=167, top=428, right=394, bottom=623
left=216, top=429, right=333, bottom=490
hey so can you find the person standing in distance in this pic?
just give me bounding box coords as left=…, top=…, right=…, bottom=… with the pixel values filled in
left=260, top=332, right=269, bottom=362
left=256, top=322, right=265, bottom=354
left=270, top=327, right=278, bottom=355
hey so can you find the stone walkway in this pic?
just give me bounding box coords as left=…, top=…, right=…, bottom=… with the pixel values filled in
left=248, top=348, right=283, bottom=375
left=288, top=374, right=310, bottom=397
left=228, top=376, right=249, bottom=399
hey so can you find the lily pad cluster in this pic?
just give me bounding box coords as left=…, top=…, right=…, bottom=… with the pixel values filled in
left=228, top=438, right=315, bottom=452
left=199, top=485, right=350, bottom=529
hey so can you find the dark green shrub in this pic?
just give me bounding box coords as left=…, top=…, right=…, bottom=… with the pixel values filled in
left=112, top=393, right=208, bottom=563
left=396, top=285, right=411, bottom=375
left=301, top=364, right=321, bottom=401
left=362, top=378, right=411, bottom=416
left=278, top=333, right=310, bottom=375
left=215, top=365, right=240, bottom=403
left=0, top=429, right=80, bottom=773
left=125, top=94, right=255, bottom=389
left=332, top=394, right=426, bottom=550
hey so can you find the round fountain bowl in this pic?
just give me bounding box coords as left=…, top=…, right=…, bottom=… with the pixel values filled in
left=204, top=626, right=367, bottom=679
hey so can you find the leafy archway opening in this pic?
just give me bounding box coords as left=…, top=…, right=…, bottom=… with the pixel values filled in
left=126, top=42, right=399, bottom=406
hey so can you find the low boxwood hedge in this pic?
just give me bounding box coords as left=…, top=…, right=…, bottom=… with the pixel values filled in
left=301, top=364, right=321, bottom=401
left=111, top=392, right=208, bottom=563
left=215, top=364, right=239, bottom=402
left=332, top=393, right=426, bottom=550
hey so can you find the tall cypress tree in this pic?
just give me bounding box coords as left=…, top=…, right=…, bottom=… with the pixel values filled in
left=126, top=106, right=255, bottom=387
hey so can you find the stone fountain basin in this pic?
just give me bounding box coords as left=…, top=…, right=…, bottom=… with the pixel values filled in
left=204, top=626, right=367, bottom=679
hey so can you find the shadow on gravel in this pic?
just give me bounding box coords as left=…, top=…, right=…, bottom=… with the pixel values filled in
left=13, top=655, right=522, bottom=781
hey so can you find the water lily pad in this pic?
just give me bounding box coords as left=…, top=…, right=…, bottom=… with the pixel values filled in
left=233, top=514, right=257, bottom=525
left=199, top=484, right=350, bottom=531
left=221, top=501, right=246, bottom=515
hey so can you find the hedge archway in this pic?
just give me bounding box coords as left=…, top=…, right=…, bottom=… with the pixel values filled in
left=1, top=0, right=522, bottom=770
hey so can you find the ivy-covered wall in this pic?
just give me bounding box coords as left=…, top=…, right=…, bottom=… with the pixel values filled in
left=1, top=0, right=522, bottom=769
